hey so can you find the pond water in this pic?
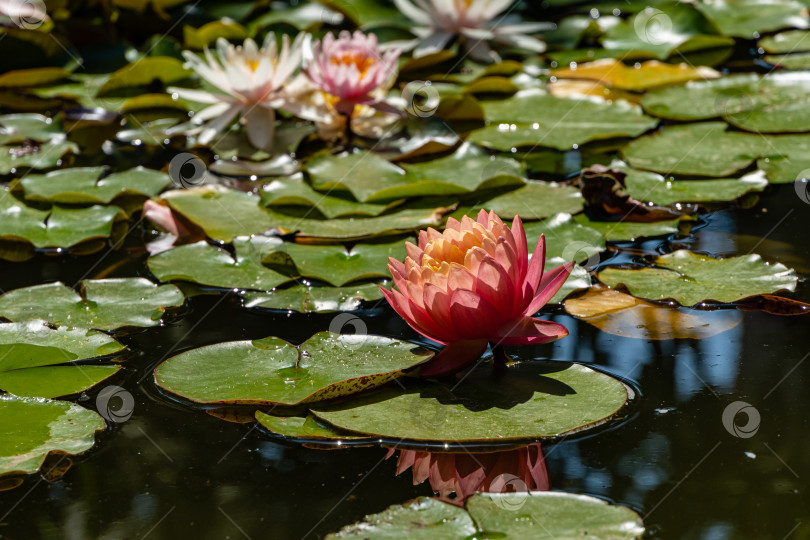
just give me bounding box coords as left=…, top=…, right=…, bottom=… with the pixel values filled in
left=1, top=183, right=807, bottom=539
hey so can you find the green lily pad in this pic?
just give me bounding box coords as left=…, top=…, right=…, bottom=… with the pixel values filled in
left=765, top=51, right=810, bottom=68
left=456, top=181, right=584, bottom=221
left=255, top=412, right=373, bottom=442
left=314, top=360, right=630, bottom=443
left=574, top=214, right=685, bottom=241
left=306, top=144, right=525, bottom=203
left=551, top=58, right=719, bottom=91
left=262, top=240, right=405, bottom=286
left=327, top=492, right=644, bottom=539
left=0, top=139, right=79, bottom=175
left=469, top=91, right=658, bottom=151
left=759, top=29, right=810, bottom=52
left=467, top=492, right=644, bottom=539
left=523, top=213, right=606, bottom=261
left=327, top=497, right=477, bottom=539
left=0, top=113, right=63, bottom=145
left=601, top=2, right=734, bottom=60
left=148, top=238, right=293, bottom=291
left=622, top=167, right=768, bottom=205
left=154, top=332, right=430, bottom=406
left=244, top=284, right=386, bottom=313
left=0, top=394, right=105, bottom=477
left=14, top=166, right=171, bottom=204
left=0, top=278, right=184, bottom=330
left=693, top=0, right=809, bottom=39
left=96, top=57, right=191, bottom=97
left=623, top=122, right=810, bottom=182
left=0, top=321, right=123, bottom=398
left=598, top=250, right=798, bottom=306
left=0, top=68, right=70, bottom=88
left=162, top=186, right=446, bottom=242
left=641, top=73, right=810, bottom=133
left=0, top=189, right=126, bottom=259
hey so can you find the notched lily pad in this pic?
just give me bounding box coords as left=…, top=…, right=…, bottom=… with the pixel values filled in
left=244, top=284, right=385, bottom=313
left=255, top=412, right=374, bottom=443
left=0, top=394, right=105, bottom=477
left=0, top=278, right=184, bottom=330
left=154, top=332, right=431, bottom=407
left=598, top=250, right=798, bottom=306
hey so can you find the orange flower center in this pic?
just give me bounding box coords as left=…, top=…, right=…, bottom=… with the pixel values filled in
left=331, top=51, right=376, bottom=79
left=421, top=225, right=496, bottom=276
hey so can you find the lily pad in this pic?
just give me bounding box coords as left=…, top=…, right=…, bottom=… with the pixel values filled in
left=313, top=360, right=630, bottom=443
left=598, top=250, right=798, bottom=306
left=96, top=57, right=191, bottom=97
left=0, top=321, right=123, bottom=398
left=14, top=166, right=171, bottom=204
left=244, top=284, right=386, bottom=313
left=522, top=213, right=606, bottom=261
left=255, top=412, right=373, bottom=442
left=759, top=29, right=810, bottom=52
left=551, top=58, right=719, bottom=91
left=765, top=51, right=810, bottom=68
left=154, top=332, right=430, bottom=407
left=455, top=181, right=584, bottom=221
left=693, top=0, right=809, bottom=38
left=0, top=113, right=63, bottom=145
left=623, top=168, right=768, bottom=205
left=306, top=144, right=525, bottom=203
left=162, top=186, right=446, bottom=242
left=0, top=278, right=184, bottom=330
left=328, top=492, right=644, bottom=539
left=0, top=394, right=105, bottom=477
left=574, top=214, right=685, bottom=241
left=641, top=72, right=810, bottom=133
left=148, top=238, right=293, bottom=291
left=469, top=90, right=658, bottom=151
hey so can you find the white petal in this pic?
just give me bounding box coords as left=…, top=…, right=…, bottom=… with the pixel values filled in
left=244, top=106, right=276, bottom=151
left=394, top=0, right=433, bottom=25
left=198, top=104, right=242, bottom=145
left=414, top=30, right=454, bottom=57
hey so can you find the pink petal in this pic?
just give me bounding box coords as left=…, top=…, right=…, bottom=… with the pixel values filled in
left=476, top=209, right=489, bottom=227
left=381, top=287, right=447, bottom=344
left=449, top=289, right=503, bottom=339
left=523, top=262, right=575, bottom=316
left=405, top=241, right=423, bottom=264
left=525, top=233, right=546, bottom=294
left=490, top=317, right=569, bottom=346
left=473, top=257, right=514, bottom=317
left=510, top=215, right=528, bottom=280
left=423, top=283, right=459, bottom=341
left=417, top=339, right=488, bottom=378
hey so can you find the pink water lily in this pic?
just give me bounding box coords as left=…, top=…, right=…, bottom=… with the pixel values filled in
left=382, top=209, right=573, bottom=377
left=305, top=30, right=400, bottom=117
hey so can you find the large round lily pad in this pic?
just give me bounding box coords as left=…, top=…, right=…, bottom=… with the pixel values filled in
left=0, top=394, right=105, bottom=476
left=598, top=250, right=798, bottom=306
left=0, top=278, right=184, bottom=330
left=327, top=492, right=644, bottom=539
left=155, top=332, right=431, bottom=407
left=244, top=284, right=385, bottom=313
left=313, top=360, right=630, bottom=443
left=0, top=321, right=124, bottom=398
left=255, top=412, right=373, bottom=442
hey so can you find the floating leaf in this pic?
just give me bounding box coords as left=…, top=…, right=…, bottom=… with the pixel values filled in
left=14, top=166, right=171, bottom=204
left=0, top=139, right=78, bottom=175
left=598, top=250, right=798, bottom=306
left=96, top=57, right=191, bottom=97
left=641, top=72, right=810, bottom=133
left=244, top=284, right=386, bottom=313
left=0, top=321, right=123, bottom=398
left=255, top=412, right=373, bottom=442
left=622, top=168, right=768, bottom=205
left=0, top=395, right=105, bottom=477
left=0, top=68, right=70, bottom=88
left=306, top=144, right=525, bottom=203
left=456, top=181, right=584, bottom=221
left=328, top=492, right=644, bottom=539
left=574, top=214, right=685, bottom=241
left=693, top=0, right=809, bottom=38
left=565, top=287, right=741, bottom=340
left=0, top=278, right=184, bottom=330
left=522, top=213, right=606, bottom=261
left=148, top=238, right=293, bottom=291
left=469, top=90, right=658, bottom=151
left=759, top=29, right=810, bottom=52
left=551, top=59, right=719, bottom=91
left=765, top=51, right=810, bottom=68
left=155, top=332, right=430, bottom=407
left=314, top=360, right=629, bottom=443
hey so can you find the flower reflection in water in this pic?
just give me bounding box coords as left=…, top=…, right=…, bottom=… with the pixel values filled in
left=387, top=443, right=549, bottom=505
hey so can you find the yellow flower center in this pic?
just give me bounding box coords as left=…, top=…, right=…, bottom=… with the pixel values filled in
left=331, top=51, right=376, bottom=79
left=421, top=227, right=493, bottom=276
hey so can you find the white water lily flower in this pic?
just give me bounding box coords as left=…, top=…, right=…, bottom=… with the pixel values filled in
left=170, top=33, right=305, bottom=151
left=389, top=0, right=554, bottom=62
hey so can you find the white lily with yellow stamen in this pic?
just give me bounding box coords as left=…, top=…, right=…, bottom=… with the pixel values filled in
left=388, top=0, right=554, bottom=62
left=170, top=33, right=305, bottom=151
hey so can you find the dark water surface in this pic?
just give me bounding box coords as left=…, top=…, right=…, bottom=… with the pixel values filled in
left=1, top=184, right=809, bottom=539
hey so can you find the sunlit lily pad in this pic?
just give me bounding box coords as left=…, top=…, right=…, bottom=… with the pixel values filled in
left=328, top=492, right=643, bottom=539
left=522, top=213, right=606, bottom=261
left=96, top=57, right=191, bottom=99
left=623, top=168, right=768, bottom=205
left=598, top=250, right=798, bottom=306
left=155, top=332, right=430, bottom=406
left=306, top=144, right=525, bottom=203
left=314, top=360, right=630, bottom=443
left=469, top=90, right=658, bottom=151
left=255, top=412, right=373, bottom=442
left=244, top=284, right=386, bottom=313
left=0, top=394, right=105, bottom=477
left=0, top=321, right=123, bottom=398
left=0, top=278, right=184, bottom=330
left=148, top=238, right=293, bottom=291
left=457, top=181, right=584, bottom=220
left=759, top=29, right=810, bottom=52
left=13, top=166, right=171, bottom=204
left=641, top=73, right=810, bottom=133
left=765, top=51, right=810, bottom=68
left=552, top=58, right=719, bottom=91
left=565, top=287, right=741, bottom=340
left=574, top=214, right=685, bottom=241
left=0, top=113, right=63, bottom=145
left=693, top=0, right=809, bottom=38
